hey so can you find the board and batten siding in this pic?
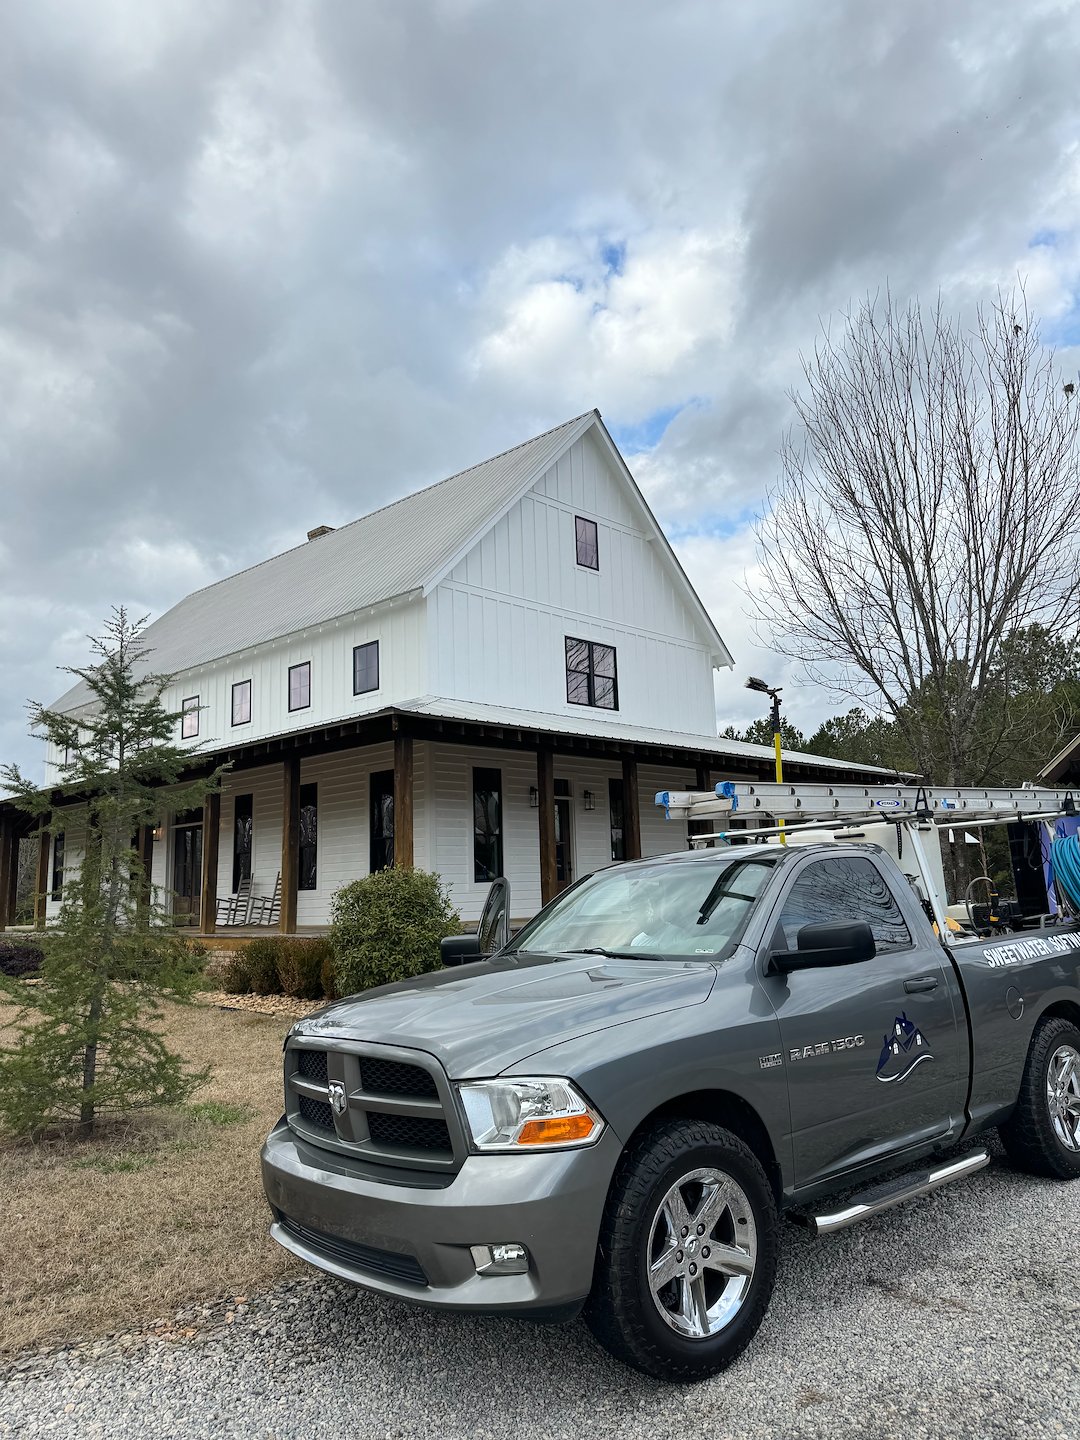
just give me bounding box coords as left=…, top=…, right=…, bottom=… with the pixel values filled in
left=427, top=431, right=717, bottom=735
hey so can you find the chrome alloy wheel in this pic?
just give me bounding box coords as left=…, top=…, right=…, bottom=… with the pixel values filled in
left=647, top=1166, right=758, bottom=1339
left=1047, top=1043, right=1080, bottom=1151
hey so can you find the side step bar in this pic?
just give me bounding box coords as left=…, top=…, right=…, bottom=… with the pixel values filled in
left=804, top=1148, right=991, bottom=1235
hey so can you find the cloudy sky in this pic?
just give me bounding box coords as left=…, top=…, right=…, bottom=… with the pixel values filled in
left=4, top=0, right=1080, bottom=776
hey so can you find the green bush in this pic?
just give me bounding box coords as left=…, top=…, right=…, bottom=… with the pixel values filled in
left=277, top=938, right=333, bottom=1000
left=330, top=868, right=461, bottom=996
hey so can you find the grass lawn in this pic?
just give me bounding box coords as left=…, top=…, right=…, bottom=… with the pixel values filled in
left=0, top=999, right=298, bottom=1355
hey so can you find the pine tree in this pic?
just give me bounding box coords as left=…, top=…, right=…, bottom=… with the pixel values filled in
left=0, top=608, right=224, bottom=1138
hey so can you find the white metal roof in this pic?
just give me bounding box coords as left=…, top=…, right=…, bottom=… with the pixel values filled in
left=53, top=410, right=730, bottom=711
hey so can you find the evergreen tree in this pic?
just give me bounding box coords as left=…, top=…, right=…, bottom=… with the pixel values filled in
left=0, top=609, right=224, bottom=1138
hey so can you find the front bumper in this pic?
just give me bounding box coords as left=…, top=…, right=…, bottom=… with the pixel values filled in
left=260, top=1117, right=621, bottom=1315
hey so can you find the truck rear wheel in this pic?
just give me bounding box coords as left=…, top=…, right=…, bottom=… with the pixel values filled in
left=584, top=1119, right=778, bottom=1381
left=999, top=1016, right=1080, bottom=1180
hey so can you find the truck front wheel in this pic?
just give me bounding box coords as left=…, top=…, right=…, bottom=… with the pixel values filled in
left=584, top=1119, right=778, bottom=1381
left=999, top=1016, right=1080, bottom=1180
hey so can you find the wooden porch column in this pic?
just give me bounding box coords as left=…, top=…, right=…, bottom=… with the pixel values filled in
left=394, top=735, right=414, bottom=870
left=622, top=756, right=642, bottom=861
left=281, top=755, right=301, bottom=934
left=0, top=816, right=16, bottom=931
left=33, top=818, right=51, bottom=929
left=537, top=747, right=557, bottom=906
left=199, top=792, right=221, bottom=936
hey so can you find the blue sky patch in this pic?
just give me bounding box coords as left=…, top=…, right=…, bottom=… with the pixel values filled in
left=601, top=240, right=626, bottom=277
left=612, top=402, right=689, bottom=452
left=666, top=508, right=756, bottom=543
left=1029, top=227, right=1060, bottom=248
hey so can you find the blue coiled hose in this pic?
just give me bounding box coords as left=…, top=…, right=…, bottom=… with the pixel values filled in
left=1050, top=833, right=1080, bottom=912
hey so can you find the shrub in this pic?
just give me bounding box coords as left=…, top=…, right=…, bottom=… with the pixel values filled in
left=217, top=947, right=255, bottom=994
left=0, top=939, right=45, bottom=979
left=244, top=938, right=282, bottom=996
left=319, top=952, right=338, bottom=1002
left=277, top=938, right=333, bottom=1000
left=330, top=868, right=461, bottom=996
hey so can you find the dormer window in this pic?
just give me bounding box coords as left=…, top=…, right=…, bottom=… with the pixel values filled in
left=575, top=516, right=599, bottom=570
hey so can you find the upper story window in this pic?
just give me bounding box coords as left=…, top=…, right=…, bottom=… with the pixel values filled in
left=289, top=661, right=311, bottom=712
left=231, top=679, right=252, bottom=727
left=181, top=696, right=199, bottom=739
left=565, top=637, right=618, bottom=710
left=353, top=641, right=379, bottom=695
left=575, top=516, right=599, bottom=570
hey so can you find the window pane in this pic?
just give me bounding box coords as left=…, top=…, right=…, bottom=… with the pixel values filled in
left=777, top=857, right=912, bottom=951
left=593, top=676, right=616, bottom=709
left=473, top=767, right=503, bottom=882
left=575, top=516, right=598, bottom=569
left=232, top=680, right=251, bottom=726
left=565, top=637, right=590, bottom=672
left=299, top=783, right=317, bottom=890
left=181, top=697, right=199, bottom=739
left=370, top=770, right=395, bottom=871
left=608, top=779, right=625, bottom=862
left=567, top=670, right=590, bottom=705
left=354, top=641, right=379, bottom=695
left=592, top=643, right=616, bottom=678
left=51, top=831, right=65, bottom=900
left=233, top=794, right=253, bottom=891
left=289, top=663, right=310, bottom=710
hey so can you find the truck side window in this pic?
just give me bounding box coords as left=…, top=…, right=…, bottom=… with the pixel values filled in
left=777, top=857, right=913, bottom=953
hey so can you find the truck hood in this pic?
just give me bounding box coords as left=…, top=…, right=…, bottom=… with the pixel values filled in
left=289, top=953, right=716, bottom=1078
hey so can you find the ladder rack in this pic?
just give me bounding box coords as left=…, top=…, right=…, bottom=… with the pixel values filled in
left=655, top=781, right=1076, bottom=827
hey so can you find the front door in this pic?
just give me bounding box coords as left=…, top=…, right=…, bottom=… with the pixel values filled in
left=171, top=811, right=203, bottom=925
left=761, top=852, right=966, bottom=1187
left=554, top=779, right=574, bottom=895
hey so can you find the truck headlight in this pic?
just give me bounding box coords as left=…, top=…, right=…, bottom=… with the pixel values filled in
left=456, top=1077, right=605, bottom=1152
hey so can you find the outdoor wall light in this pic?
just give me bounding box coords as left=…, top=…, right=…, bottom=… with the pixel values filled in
left=582, top=790, right=596, bottom=811
left=152, top=823, right=165, bottom=842
left=529, top=787, right=539, bottom=809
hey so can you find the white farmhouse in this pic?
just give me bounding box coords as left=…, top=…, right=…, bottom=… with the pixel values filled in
left=0, top=411, right=891, bottom=933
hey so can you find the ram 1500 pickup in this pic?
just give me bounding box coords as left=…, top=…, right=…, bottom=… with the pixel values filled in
left=261, top=840, right=1080, bottom=1380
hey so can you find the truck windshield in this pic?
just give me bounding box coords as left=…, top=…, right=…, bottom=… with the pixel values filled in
left=513, top=853, right=779, bottom=960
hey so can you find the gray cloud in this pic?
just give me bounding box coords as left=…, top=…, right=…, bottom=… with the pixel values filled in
left=3, top=0, right=1079, bottom=773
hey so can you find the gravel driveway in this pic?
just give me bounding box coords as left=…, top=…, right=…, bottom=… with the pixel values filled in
left=3, top=1138, right=1078, bottom=1440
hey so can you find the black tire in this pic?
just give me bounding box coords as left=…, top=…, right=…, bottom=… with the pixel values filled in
left=999, top=1016, right=1080, bottom=1180
left=583, top=1119, right=778, bottom=1382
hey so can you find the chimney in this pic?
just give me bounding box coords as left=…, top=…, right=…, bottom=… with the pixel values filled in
left=307, top=525, right=335, bottom=541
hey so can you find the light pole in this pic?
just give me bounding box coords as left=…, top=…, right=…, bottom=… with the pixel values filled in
left=746, top=676, right=785, bottom=843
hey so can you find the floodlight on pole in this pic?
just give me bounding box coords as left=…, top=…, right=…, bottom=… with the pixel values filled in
left=744, top=676, right=786, bottom=842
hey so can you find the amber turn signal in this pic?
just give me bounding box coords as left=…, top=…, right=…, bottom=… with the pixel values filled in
left=516, top=1113, right=597, bottom=1146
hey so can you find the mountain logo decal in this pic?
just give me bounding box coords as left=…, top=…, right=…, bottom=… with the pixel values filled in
left=875, top=1012, right=934, bottom=1085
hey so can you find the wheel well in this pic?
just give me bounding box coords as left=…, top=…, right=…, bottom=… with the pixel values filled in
left=1037, top=999, right=1080, bottom=1031
left=628, top=1090, right=782, bottom=1203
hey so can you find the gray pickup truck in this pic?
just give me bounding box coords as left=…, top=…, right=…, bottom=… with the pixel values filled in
left=261, top=841, right=1080, bottom=1380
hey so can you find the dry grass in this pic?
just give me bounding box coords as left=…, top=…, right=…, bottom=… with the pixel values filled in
left=0, top=999, right=298, bottom=1355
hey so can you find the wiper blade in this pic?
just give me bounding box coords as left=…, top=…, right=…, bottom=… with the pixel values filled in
left=565, top=946, right=666, bottom=961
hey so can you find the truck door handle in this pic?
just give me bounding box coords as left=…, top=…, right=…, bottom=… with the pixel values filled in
left=904, top=976, right=939, bottom=994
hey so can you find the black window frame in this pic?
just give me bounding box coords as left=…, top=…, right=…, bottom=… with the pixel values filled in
left=608, top=777, right=625, bottom=862
left=181, top=696, right=200, bottom=739
left=565, top=636, right=618, bottom=710
left=575, top=515, right=599, bottom=570
left=232, top=794, right=253, bottom=892
left=776, top=855, right=914, bottom=954
left=51, top=831, right=65, bottom=901
left=288, top=661, right=311, bottom=712
left=473, top=767, right=503, bottom=884
left=299, top=782, right=317, bottom=891
left=370, top=769, right=395, bottom=872
left=231, top=678, right=252, bottom=727
left=353, top=640, right=380, bottom=696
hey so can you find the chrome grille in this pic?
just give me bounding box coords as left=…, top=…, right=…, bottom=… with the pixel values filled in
left=284, top=1040, right=462, bottom=1171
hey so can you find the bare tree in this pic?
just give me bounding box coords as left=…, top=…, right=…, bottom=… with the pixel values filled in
left=756, top=290, right=1080, bottom=794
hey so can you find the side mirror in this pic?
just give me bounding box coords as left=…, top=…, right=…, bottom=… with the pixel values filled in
left=768, top=920, right=876, bottom=974
left=477, top=876, right=511, bottom=955
left=441, top=935, right=482, bottom=967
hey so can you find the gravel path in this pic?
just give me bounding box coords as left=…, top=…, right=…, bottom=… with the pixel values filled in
left=3, top=1138, right=1078, bottom=1440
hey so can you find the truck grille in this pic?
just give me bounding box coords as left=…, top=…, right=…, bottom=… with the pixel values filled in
left=285, top=1040, right=462, bottom=1171
left=276, top=1214, right=428, bottom=1286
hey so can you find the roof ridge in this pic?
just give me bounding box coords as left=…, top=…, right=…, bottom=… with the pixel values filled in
left=173, top=410, right=598, bottom=607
